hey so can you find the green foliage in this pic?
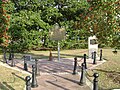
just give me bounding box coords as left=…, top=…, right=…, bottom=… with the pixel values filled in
left=7, top=0, right=120, bottom=51
left=0, top=0, right=12, bottom=47
left=110, top=32, right=120, bottom=49
left=78, top=0, right=120, bottom=49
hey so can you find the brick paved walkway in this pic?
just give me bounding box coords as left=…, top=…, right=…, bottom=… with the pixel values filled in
left=6, top=58, right=105, bottom=90
left=32, top=74, right=90, bottom=90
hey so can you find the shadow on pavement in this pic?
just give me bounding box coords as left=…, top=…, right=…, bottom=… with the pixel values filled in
left=53, top=74, right=79, bottom=84
left=46, top=81, right=69, bottom=90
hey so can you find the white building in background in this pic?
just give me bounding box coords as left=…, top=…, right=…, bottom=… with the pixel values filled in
left=88, top=36, right=98, bottom=59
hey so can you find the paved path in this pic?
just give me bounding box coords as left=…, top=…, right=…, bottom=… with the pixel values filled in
left=31, top=58, right=105, bottom=90
left=1, top=57, right=106, bottom=90
left=32, top=74, right=90, bottom=90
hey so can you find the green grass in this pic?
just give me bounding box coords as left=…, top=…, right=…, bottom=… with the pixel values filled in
left=87, top=49, right=120, bottom=90
left=28, top=49, right=88, bottom=59
left=0, top=49, right=88, bottom=59
left=0, top=66, right=27, bottom=90
left=96, top=49, right=120, bottom=90
left=0, top=50, right=27, bottom=90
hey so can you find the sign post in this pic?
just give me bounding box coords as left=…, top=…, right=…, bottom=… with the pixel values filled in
left=58, top=41, right=60, bottom=61
left=49, top=23, right=66, bottom=61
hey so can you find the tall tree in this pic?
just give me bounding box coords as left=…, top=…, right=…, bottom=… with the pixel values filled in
left=8, top=0, right=120, bottom=51
left=0, top=0, right=11, bottom=47
left=0, top=0, right=12, bottom=62
left=78, top=0, right=120, bottom=48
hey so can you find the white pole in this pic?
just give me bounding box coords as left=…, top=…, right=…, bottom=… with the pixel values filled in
left=58, top=41, right=60, bottom=61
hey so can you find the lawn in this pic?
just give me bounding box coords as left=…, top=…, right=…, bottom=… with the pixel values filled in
left=85, top=49, right=120, bottom=90
left=0, top=65, right=27, bottom=90
left=0, top=48, right=120, bottom=90
left=28, top=49, right=88, bottom=59
left=92, top=49, right=120, bottom=90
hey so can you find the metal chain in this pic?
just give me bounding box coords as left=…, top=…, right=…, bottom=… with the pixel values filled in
left=85, top=69, right=94, bottom=77
left=85, top=69, right=94, bottom=83
left=85, top=74, right=93, bottom=83
left=77, top=63, right=82, bottom=70
left=86, top=55, right=93, bottom=59
left=77, top=57, right=84, bottom=62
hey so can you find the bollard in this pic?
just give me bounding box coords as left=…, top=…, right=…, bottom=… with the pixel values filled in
left=92, top=52, right=94, bottom=59
left=99, top=49, right=102, bottom=61
left=3, top=48, right=7, bottom=63
left=83, top=54, right=87, bottom=69
left=25, top=76, right=31, bottom=90
left=93, top=51, right=96, bottom=64
left=93, top=73, right=99, bottom=90
left=24, top=56, right=28, bottom=71
left=11, top=53, right=15, bottom=67
left=72, top=57, right=77, bottom=75
left=79, top=63, right=86, bottom=85
left=35, top=59, right=40, bottom=76
left=31, top=65, right=38, bottom=88
left=3, top=52, right=7, bottom=63
left=9, top=50, right=14, bottom=60
left=11, top=59, right=15, bottom=67
left=9, top=52, right=12, bottom=60
left=11, top=53, right=14, bottom=59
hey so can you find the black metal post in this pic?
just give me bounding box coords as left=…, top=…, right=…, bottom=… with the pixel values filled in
left=83, top=54, right=87, bottom=69
left=12, top=53, right=14, bottom=59
left=24, top=60, right=28, bottom=71
left=11, top=53, right=15, bottom=67
left=93, top=51, right=96, bottom=64
left=9, top=49, right=14, bottom=60
left=11, top=58, right=15, bottom=67
left=93, top=73, right=99, bottom=90
left=3, top=47, right=7, bottom=63
left=35, top=59, right=40, bottom=76
left=31, top=65, right=38, bottom=88
left=9, top=52, right=12, bottom=60
left=79, top=63, right=86, bottom=85
left=24, top=56, right=28, bottom=71
left=99, top=49, right=102, bottom=61
left=25, top=76, right=31, bottom=90
left=73, top=57, right=77, bottom=75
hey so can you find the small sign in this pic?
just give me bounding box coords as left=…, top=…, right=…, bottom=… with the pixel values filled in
left=24, top=55, right=35, bottom=64
left=49, top=24, right=66, bottom=41
left=24, top=55, right=32, bottom=61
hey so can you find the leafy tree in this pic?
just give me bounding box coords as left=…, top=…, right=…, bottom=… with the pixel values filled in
left=0, top=0, right=11, bottom=47
left=8, top=0, right=49, bottom=52
left=78, top=0, right=120, bottom=48
left=0, top=0, right=12, bottom=62
left=8, top=0, right=87, bottom=51
left=7, top=0, right=120, bottom=51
